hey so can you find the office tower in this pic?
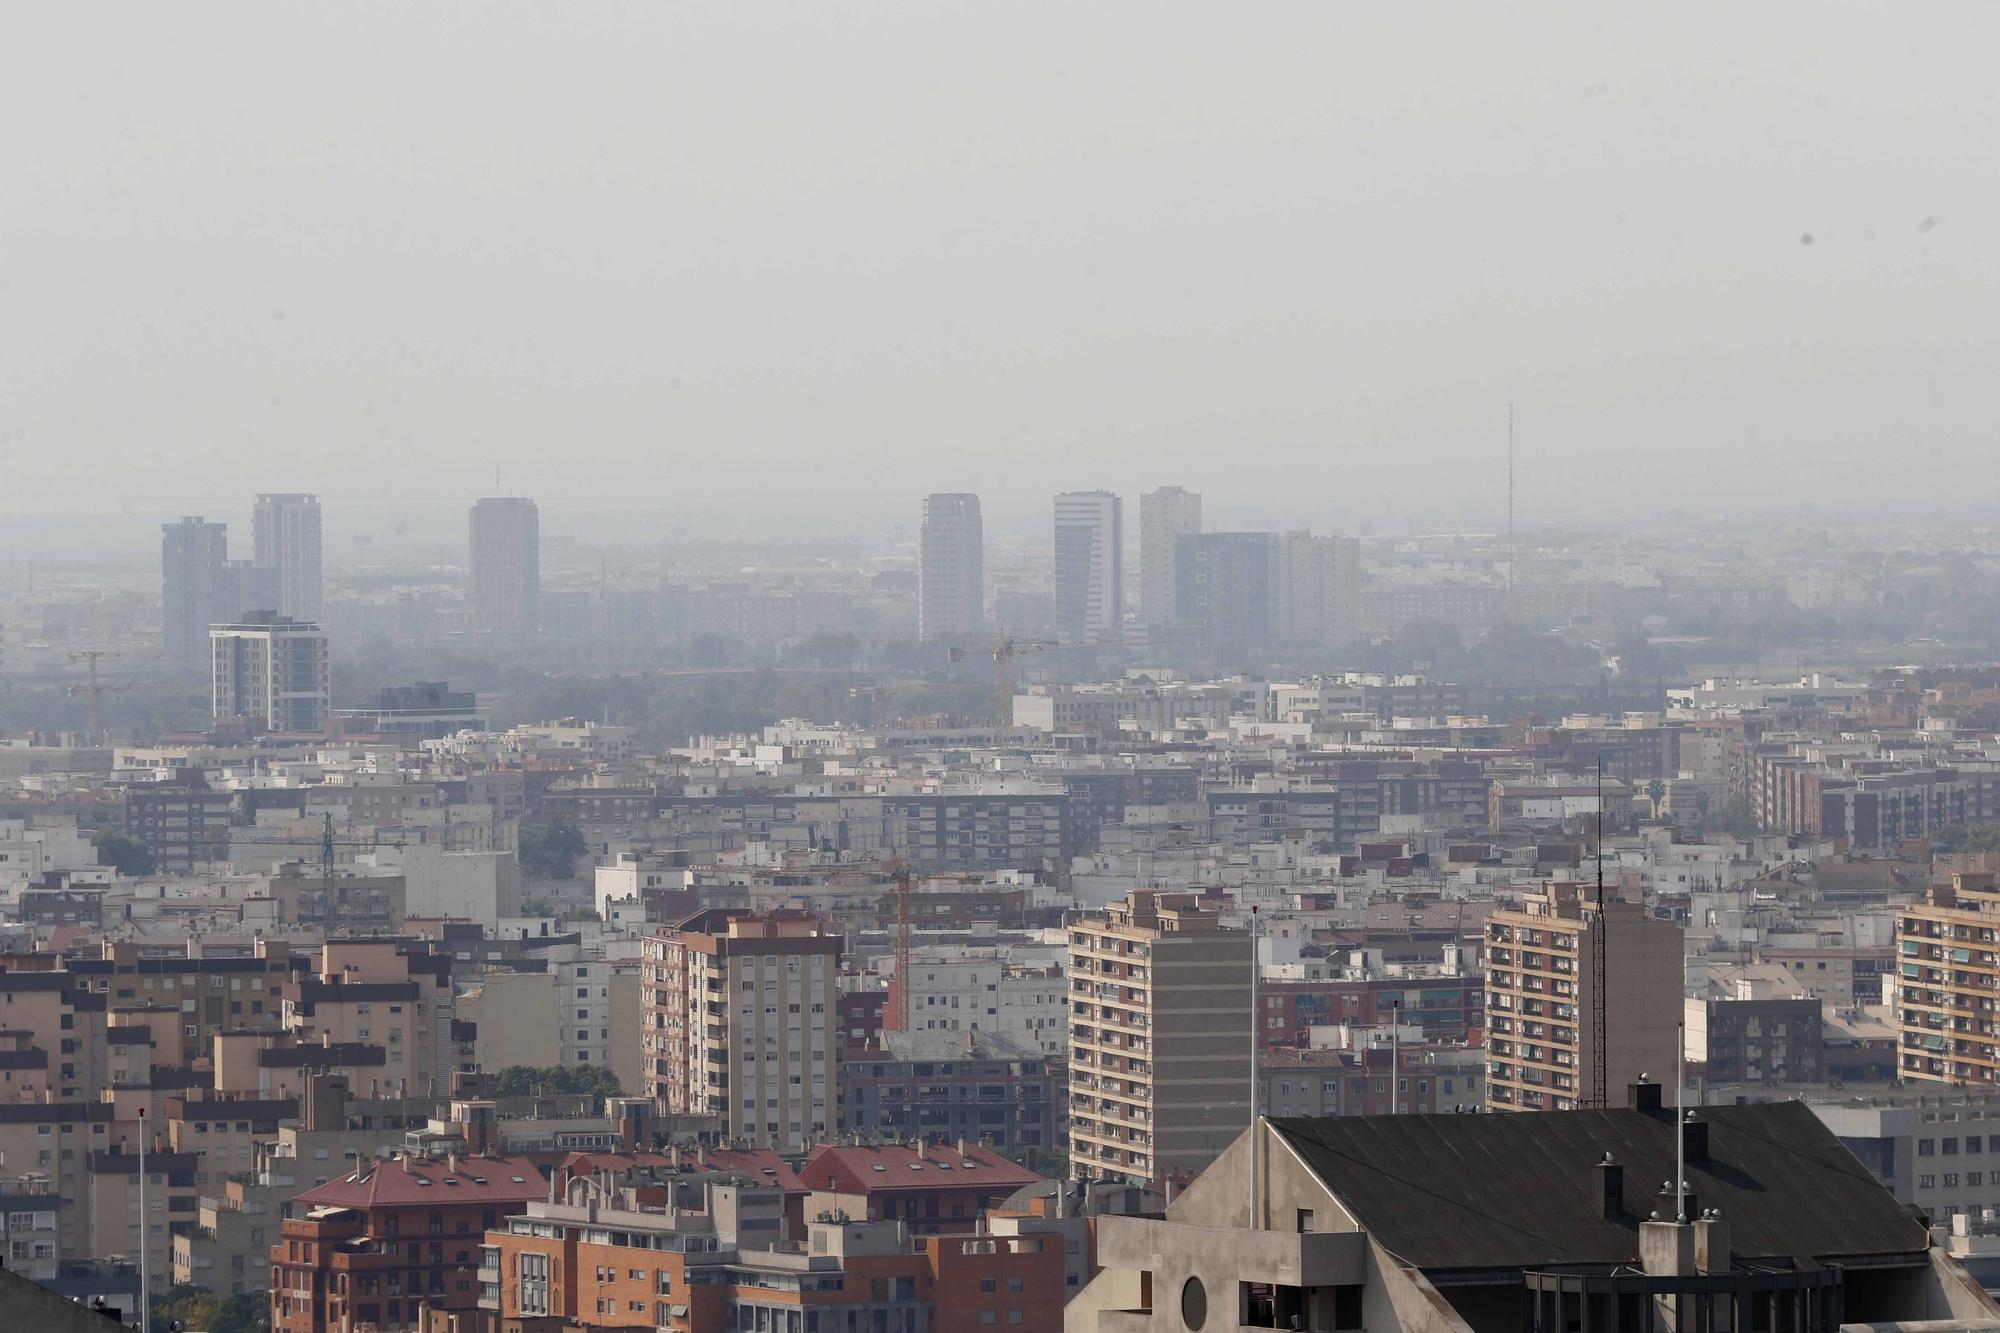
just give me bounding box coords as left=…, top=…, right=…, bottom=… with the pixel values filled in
left=1484, top=881, right=1684, bottom=1112
left=1052, top=490, right=1122, bottom=644
left=1068, top=890, right=1251, bottom=1186
left=917, top=493, right=984, bottom=643
left=470, top=497, right=541, bottom=641
left=209, top=613, right=330, bottom=734
left=1174, top=531, right=1279, bottom=655
left=641, top=909, right=840, bottom=1150
left=1140, top=485, right=1201, bottom=626
left=161, top=517, right=229, bottom=667
left=1276, top=530, right=1363, bottom=648
left=252, top=493, right=323, bottom=620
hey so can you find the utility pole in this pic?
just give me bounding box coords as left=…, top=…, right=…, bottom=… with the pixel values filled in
left=138, top=1106, right=150, bottom=1333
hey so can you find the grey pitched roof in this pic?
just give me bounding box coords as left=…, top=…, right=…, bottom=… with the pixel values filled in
left=1269, top=1101, right=1926, bottom=1275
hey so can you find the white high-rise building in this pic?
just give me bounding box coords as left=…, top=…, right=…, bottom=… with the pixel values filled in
left=1140, top=485, right=1201, bottom=627
left=252, top=493, right=323, bottom=620
left=1276, top=531, right=1363, bottom=648
left=210, top=613, right=329, bottom=734
left=1053, top=490, right=1123, bottom=644
left=917, top=493, right=983, bottom=643
left=470, top=497, right=541, bottom=642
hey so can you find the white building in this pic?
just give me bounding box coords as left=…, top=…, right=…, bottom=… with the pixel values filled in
left=252, top=492, right=322, bottom=620
left=1053, top=490, right=1123, bottom=643
left=1140, top=485, right=1200, bottom=627
left=894, top=949, right=1068, bottom=1055
left=917, top=492, right=983, bottom=643
left=210, top=614, right=330, bottom=734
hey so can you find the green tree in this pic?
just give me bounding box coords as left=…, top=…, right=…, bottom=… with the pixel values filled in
left=518, top=820, right=587, bottom=880
left=92, top=828, right=156, bottom=877
left=214, top=1290, right=271, bottom=1333
left=153, top=1283, right=222, bottom=1333
left=493, top=1064, right=623, bottom=1101
left=1935, top=822, right=2000, bottom=854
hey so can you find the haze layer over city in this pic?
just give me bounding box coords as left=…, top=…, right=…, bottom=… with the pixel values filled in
left=4, top=8, right=2000, bottom=1333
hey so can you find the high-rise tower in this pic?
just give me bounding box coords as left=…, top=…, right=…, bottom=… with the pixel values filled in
left=252, top=493, right=323, bottom=620
left=1140, top=486, right=1200, bottom=627
left=1053, top=491, right=1123, bottom=644
left=470, top=497, right=541, bottom=642
left=918, top=493, right=983, bottom=643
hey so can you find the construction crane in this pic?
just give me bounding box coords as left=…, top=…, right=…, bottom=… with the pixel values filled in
left=66, top=650, right=122, bottom=744
left=847, top=679, right=984, bottom=730
left=947, top=635, right=1152, bottom=728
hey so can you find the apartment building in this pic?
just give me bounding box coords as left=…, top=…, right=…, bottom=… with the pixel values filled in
left=1140, top=485, right=1200, bottom=627
left=479, top=1185, right=1063, bottom=1333
left=278, top=941, right=456, bottom=1099
left=1895, top=871, right=2000, bottom=1086
left=1484, top=881, right=1684, bottom=1112
left=123, top=769, right=235, bottom=874
left=1067, top=890, right=1252, bottom=1186
left=252, top=492, right=323, bottom=621
left=469, top=497, right=540, bottom=642
left=641, top=911, right=840, bottom=1150
left=837, top=1030, right=1063, bottom=1158
left=270, top=1152, right=545, bottom=1333
left=917, top=492, right=983, bottom=643
left=884, top=949, right=1067, bottom=1054
left=210, top=613, right=330, bottom=734
left=1053, top=490, right=1122, bottom=644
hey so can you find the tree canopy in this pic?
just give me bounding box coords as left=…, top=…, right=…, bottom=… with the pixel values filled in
left=493, top=1064, right=623, bottom=1100
left=92, top=828, right=156, bottom=877
left=518, top=820, right=588, bottom=880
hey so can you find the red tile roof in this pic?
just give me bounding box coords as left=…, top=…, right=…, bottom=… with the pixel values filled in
left=802, top=1143, right=1041, bottom=1196
left=292, top=1155, right=546, bottom=1211
left=557, top=1148, right=809, bottom=1196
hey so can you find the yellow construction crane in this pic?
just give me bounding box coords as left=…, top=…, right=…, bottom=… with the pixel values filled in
left=66, top=650, right=123, bottom=744
left=948, top=635, right=1152, bottom=727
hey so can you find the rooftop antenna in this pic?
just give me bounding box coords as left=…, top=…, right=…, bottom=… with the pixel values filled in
left=1590, top=753, right=1608, bottom=1107
left=1249, top=904, right=1261, bottom=1230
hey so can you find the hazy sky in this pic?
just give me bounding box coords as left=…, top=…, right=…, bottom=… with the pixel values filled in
left=5, top=3, right=1998, bottom=538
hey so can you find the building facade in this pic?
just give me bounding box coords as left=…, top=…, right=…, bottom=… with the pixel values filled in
left=1174, top=531, right=1279, bottom=657
left=1139, top=485, right=1200, bottom=628
left=1484, top=881, right=1684, bottom=1112
left=469, top=497, right=540, bottom=643
left=641, top=911, right=840, bottom=1149
left=162, top=517, right=230, bottom=668
left=210, top=614, right=330, bottom=734
left=1276, top=530, right=1362, bottom=648
left=917, top=492, right=983, bottom=643
left=1053, top=490, right=1123, bottom=644
left=1067, top=890, right=1252, bottom=1186
left=252, top=492, right=322, bottom=621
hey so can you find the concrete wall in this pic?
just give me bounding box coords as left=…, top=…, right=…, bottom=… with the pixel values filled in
left=460, top=973, right=561, bottom=1073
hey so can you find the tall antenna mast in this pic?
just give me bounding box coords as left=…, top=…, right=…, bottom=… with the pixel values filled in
left=1590, top=753, right=1608, bottom=1107
left=1507, top=400, right=1517, bottom=611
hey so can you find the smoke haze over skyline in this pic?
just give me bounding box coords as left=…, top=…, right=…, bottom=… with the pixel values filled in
left=6, top=2, right=1998, bottom=533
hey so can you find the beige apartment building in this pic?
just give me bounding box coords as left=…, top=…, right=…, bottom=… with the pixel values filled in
left=1485, top=880, right=1683, bottom=1112
left=278, top=940, right=456, bottom=1098
left=1067, top=889, right=1252, bottom=1186
left=641, top=910, right=840, bottom=1149
left=1896, top=870, right=2000, bottom=1085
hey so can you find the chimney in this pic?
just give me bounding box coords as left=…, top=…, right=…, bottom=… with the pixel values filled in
left=1592, top=1153, right=1624, bottom=1220
left=1683, top=1112, right=1710, bottom=1166
left=1628, top=1080, right=1664, bottom=1116
left=957, top=1137, right=968, bottom=1159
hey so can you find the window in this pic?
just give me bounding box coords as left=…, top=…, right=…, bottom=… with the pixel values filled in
left=1945, top=1138, right=1961, bottom=1155
left=1920, top=1139, right=1937, bottom=1157
left=1945, top=1172, right=1960, bottom=1188
left=980, top=1278, right=997, bottom=1294
left=1919, top=1174, right=1937, bottom=1190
